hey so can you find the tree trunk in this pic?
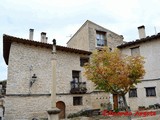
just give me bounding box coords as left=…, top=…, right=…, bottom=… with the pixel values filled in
left=122, top=95, right=129, bottom=111
left=122, top=95, right=131, bottom=120
left=113, top=94, right=118, bottom=110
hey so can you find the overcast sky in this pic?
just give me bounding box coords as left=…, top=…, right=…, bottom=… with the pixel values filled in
left=0, top=0, right=160, bottom=80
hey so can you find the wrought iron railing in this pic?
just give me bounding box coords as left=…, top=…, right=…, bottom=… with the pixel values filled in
left=70, top=81, right=87, bottom=94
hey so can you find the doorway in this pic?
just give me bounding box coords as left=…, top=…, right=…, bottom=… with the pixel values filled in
left=56, top=101, right=65, bottom=119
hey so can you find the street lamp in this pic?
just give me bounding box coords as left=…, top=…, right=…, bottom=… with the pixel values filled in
left=30, top=74, right=37, bottom=87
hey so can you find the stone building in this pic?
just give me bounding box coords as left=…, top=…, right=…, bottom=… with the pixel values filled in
left=67, top=20, right=124, bottom=110
left=0, top=80, right=6, bottom=120
left=68, top=21, right=160, bottom=111
left=2, top=20, right=128, bottom=120
left=3, top=28, right=112, bottom=119
left=118, top=26, right=160, bottom=110
left=67, top=20, right=124, bottom=51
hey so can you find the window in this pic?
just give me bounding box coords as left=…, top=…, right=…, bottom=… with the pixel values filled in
left=129, top=88, right=137, bottom=97
left=80, top=57, right=89, bottom=66
left=131, top=47, right=140, bottom=56
left=96, top=31, right=106, bottom=47
left=146, top=87, right=156, bottom=97
left=73, top=96, right=82, bottom=105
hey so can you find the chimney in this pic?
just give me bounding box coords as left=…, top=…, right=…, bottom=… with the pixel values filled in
left=29, top=29, right=34, bottom=40
left=41, top=32, right=47, bottom=43
left=138, top=25, right=146, bottom=39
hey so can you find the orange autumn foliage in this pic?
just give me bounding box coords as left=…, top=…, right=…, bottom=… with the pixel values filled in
left=84, top=47, right=145, bottom=95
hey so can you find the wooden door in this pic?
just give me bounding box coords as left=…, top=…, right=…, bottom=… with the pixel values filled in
left=113, top=94, right=118, bottom=110
left=56, top=101, right=65, bottom=119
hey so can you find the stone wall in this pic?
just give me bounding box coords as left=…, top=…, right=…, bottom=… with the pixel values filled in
left=67, top=21, right=124, bottom=52
left=7, top=42, right=92, bottom=94
left=120, top=38, right=160, bottom=80
left=90, top=91, right=110, bottom=109
left=5, top=96, right=50, bottom=120
left=87, top=21, right=123, bottom=51
left=56, top=94, right=91, bottom=116
left=0, top=99, right=4, bottom=120
left=67, top=22, right=89, bottom=51
left=126, top=80, right=160, bottom=111
left=5, top=42, right=109, bottom=119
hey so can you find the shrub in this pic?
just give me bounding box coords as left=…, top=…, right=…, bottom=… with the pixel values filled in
left=149, top=105, right=155, bottom=109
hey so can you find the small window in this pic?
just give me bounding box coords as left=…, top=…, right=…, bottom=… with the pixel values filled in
left=146, top=87, right=156, bottom=97
left=73, top=97, right=82, bottom=105
left=129, top=88, right=137, bottom=97
left=80, top=57, right=89, bottom=66
left=131, top=47, right=140, bottom=56
left=96, top=31, right=106, bottom=47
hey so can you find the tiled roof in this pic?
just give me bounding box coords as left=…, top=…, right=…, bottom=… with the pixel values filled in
left=117, top=33, right=160, bottom=48
left=3, top=34, right=91, bottom=65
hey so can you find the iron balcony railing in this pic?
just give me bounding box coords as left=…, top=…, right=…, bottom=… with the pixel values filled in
left=70, top=81, right=87, bottom=94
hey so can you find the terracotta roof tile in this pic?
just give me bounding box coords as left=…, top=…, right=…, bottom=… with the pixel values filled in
left=117, top=33, right=160, bottom=48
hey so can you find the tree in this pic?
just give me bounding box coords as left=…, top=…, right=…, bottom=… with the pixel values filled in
left=84, top=47, right=145, bottom=112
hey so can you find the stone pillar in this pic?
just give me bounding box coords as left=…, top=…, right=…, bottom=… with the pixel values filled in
left=47, top=39, right=60, bottom=120
left=47, top=108, right=60, bottom=120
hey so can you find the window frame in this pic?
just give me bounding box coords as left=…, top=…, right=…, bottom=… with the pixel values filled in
left=73, top=96, right=83, bottom=106
left=129, top=88, right=137, bottom=98
left=80, top=57, right=89, bottom=67
left=145, top=87, right=156, bottom=97
left=96, top=31, right=107, bottom=47
left=130, top=46, right=140, bottom=56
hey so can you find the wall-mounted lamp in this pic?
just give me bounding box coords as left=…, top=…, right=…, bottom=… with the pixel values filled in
left=30, top=74, right=37, bottom=87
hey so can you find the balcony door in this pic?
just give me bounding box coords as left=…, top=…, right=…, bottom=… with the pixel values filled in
left=72, top=71, right=81, bottom=84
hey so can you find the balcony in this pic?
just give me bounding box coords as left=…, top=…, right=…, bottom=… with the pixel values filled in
left=70, top=81, right=87, bottom=94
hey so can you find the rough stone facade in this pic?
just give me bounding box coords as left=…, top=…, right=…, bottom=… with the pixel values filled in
left=67, top=22, right=89, bottom=51
left=67, top=20, right=124, bottom=51
left=0, top=80, right=6, bottom=120
left=90, top=91, right=110, bottom=109
left=0, top=99, right=4, bottom=120
left=4, top=20, right=125, bottom=119
left=67, top=20, right=124, bottom=111
left=120, top=37, right=160, bottom=111
left=5, top=42, right=109, bottom=120
left=5, top=96, right=50, bottom=120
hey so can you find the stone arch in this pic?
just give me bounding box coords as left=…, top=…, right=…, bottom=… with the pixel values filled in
left=56, top=101, right=65, bottom=119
